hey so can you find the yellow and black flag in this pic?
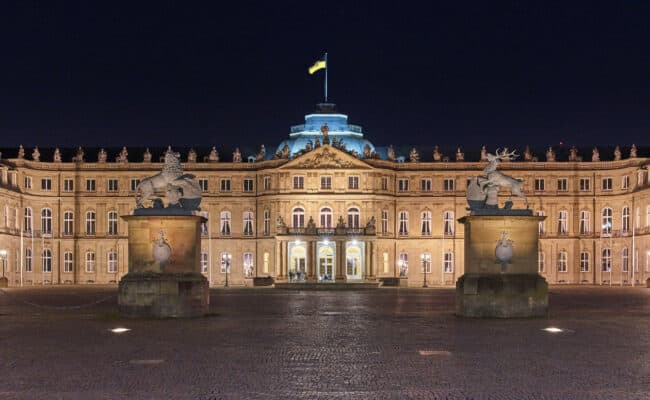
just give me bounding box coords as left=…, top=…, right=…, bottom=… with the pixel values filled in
left=308, top=54, right=327, bottom=74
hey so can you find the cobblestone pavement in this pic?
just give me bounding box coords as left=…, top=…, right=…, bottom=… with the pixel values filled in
left=0, top=286, right=648, bottom=400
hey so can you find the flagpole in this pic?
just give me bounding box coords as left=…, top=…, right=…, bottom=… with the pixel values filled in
left=324, top=52, right=328, bottom=102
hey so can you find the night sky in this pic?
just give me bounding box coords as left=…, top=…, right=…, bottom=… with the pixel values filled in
left=1, top=1, right=649, bottom=152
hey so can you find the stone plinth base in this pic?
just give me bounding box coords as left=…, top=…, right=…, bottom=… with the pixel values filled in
left=118, top=272, right=209, bottom=318
left=456, top=273, right=548, bottom=318
left=0, top=277, right=8, bottom=288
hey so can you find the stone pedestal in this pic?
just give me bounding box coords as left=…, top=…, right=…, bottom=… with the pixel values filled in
left=0, top=277, right=8, bottom=288
left=456, top=214, right=548, bottom=318
left=119, top=214, right=209, bottom=318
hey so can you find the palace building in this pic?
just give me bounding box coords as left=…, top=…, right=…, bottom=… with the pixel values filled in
left=0, top=103, right=649, bottom=287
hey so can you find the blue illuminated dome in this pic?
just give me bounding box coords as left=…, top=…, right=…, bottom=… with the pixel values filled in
left=276, top=103, right=376, bottom=158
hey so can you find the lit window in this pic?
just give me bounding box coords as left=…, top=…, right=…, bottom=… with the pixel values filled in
left=421, top=253, right=431, bottom=273
left=220, top=252, right=231, bottom=273
left=601, top=248, right=612, bottom=272
left=601, top=208, right=613, bottom=234
left=398, top=252, right=408, bottom=276
left=537, top=211, right=546, bottom=234
left=622, top=248, right=629, bottom=272
left=243, top=252, right=254, bottom=277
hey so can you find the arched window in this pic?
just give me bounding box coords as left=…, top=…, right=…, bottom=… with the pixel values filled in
left=41, top=208, right=52, bottom=235
left=320, top=207, right=333, bottom=228
left=243, top=211, right=254, bottom=236
left=601, top=248, right=611, bottom=272
left=63, top=211, right=74, bottom=236
left=421, top=211, right=431, bottom=236
left=398, top=211, right=409, bottom=236
left=292, top=207, right=305, bottom=228
left=443, top=211, right=455, bottom=235
left=42, top=248, right=52, bottom=272
left=85, top=211, right=96, bottom=236
left=243, top=252, right=254, bottom=277
left=601, top=208, right=613, bottom=234
left=108, top=211, right=118, bottom=236
left=107, top=250, right=118, bottom=273
left=557, top=251, right=568, bottom=272
left=220, top=211, right=231, bottom=236
left=24, top=207, right=32, bottom=232
left=263, top=209, right=270, bottom=236
left=557, top=210, right=568, bottom=234
left=347, top=207, right=360, bottom=229
left=421, top=252, right=431, bottom=273
left=621, top=247, right=629, bottom=272
left=580, top=251, right=590, bottom=272
left=536, top=211, right=546, bottom=234
left=85, top=251, right=95, bottom=273
left=25, top=248, right=32, bottom=272
left=64, top=252, right=73, bottom=273
left=579, top=210, right=590, bottom=235
left=622, top=207, right=630, bottom=233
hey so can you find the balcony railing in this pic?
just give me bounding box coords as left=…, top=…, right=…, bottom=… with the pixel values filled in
left=284, top=226, right=375, bottom=236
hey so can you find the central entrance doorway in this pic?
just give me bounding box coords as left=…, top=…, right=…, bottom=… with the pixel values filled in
left=317, top=242, right=335, bottom=282
left=288, top=242, right=306, bottom=281
left=346, top=242, right=364, bottom=281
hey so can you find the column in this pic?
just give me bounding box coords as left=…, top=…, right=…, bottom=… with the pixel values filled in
left=308, top=241, right=317, bottom=282
left=336, top=240, right=346, bottom=282
left=281, top=241, right=287, bottom=278
left=275, top=240, right=281, bottom=278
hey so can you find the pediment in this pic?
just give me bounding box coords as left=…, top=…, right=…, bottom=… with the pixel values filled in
left=280, top=145, right=372, bottom=169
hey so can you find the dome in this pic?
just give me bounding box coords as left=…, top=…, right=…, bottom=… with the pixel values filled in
left=275, top=103, right=376, bottom=158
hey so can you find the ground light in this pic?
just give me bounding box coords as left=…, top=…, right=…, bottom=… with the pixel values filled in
left=111, top=327, right=131, bottom=333
left=542, top=327, right=564, bottom=333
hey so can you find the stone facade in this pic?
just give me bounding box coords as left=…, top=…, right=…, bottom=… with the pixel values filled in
left=1, top=143, right=649, bottom=287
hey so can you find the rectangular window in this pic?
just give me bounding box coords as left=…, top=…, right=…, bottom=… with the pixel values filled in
left=201, top=252, right=208, bottom=273
left=243, top=252, right=254, bottom=277
left=220, top=252, right=231, bottom=273
left=398, top=211, right=408, bottom=236
left=381, top=210, right=388, bottom=235
left=25, top=249, right=32, bottom=272
left=579, top=178, right=590, bottom=192
left=64, top=179, right=74, bottom=192
left=41, top=178, right=52, bottom=191
left=398, top=252, right=408, bottom=276
left=108, top=212, right=118, bottom=236
left=420, top=179, right=432, bottom=192
left=243, top=179, right=254, bottom=192
left=199, top=179, right=209, bottom=192
left=243, top=211, right=254, bottom=236
left=557, top=252, right=568, bottom=272
left=444, top=252, right=454, bottom=273
left=580, top=252, right=590, bottom=272
left=381, top=177, right=388, bottom=191
left=534, top=178, right=545, bottom=191
left=601, top=249, right=612, bottom=272
left=557, top=178, right=568, bottom=192
left=108, top=179, right=118, bottom=192
left=263, top=209, right=270, bottom=236
left=263, top=176, right=271, bottom=190
left=602, top=177, right=612, bottom=191
left=398, top=179, right=409, bottom=192
left=637, top=170, right=645, bottom=186
left=130, top=179, right=140, bottom=192
left=24, top=176, right=32, bottom=189
left=421, top=253, right=431, bottom=273
left=64, top=252, right=73, bottom=273
left=220, top=179, right=231, bottom=192
left=263, top=252, right=269, bottom=274
left=383, top=252, right=389, bottom=273
left=443, top=178, right=455, bottom=192
left=42, top=249, right=52, bottom=272
left=293, top=176, right=304, bottom=189
left=85, top=179, right=96, bottom=192
left=320, top=176, right=332, bottom=190
left=348, top=176, right=359, bottom=189
left=622, top=175, right=629, bottom=190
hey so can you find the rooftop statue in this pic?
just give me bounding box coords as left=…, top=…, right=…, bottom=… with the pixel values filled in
left=98, top=148, right=107, bottom=163
left=207, top=146, right=219, bottom=162
left=331, top=137, right=338, bottom=147
left=592, top=146, right=600, bottom=162
left=630, top=144, right=638, bottom=158
left=117, top=147, right=128, bottom=163
left=433, top=145, right=442, bottom=161
left=480, top=145, right=487, bottom=161
left=233, top=148, right=242, bottom=163
left=545, top=147, right=555, bottom=162
left=72, top=146, right=85, bottom=162
left=409, top=147, right=419, bottom=162
left=53, top=148, right=62, bottom=163
left=17, top=145, right=25, bottom=159
left=466, top=148, right=529, bottom=212
left=523, top=145, right=533, bottom=161
left=281, top=144, right=290, bottom=159
left=305, top=139, right=313, bottom=152
left=614, top=146, right=621, bottom=161
left=456, top=147, right=464, bottom=161
left=32, top=147, right=40, bottom=162
left=134, top=147, right=201, bottom=212
left=256, top=145, right=266, bottom=161
left=387, top=145, right=395, bottom=161
left=143, top=148, right=152, bottom=162
left=568, top=146, right=578, bottom=161
left=321, top=124, right=330, bottom=145
left=187, top=148, right=197, bottom=163
left=314, top=138, right=321, bottom=148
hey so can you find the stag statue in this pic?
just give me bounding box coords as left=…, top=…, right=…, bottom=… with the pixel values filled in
left=467, top=148, right=528, bottom=211
left=135, top=147, right=202, bottom=211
